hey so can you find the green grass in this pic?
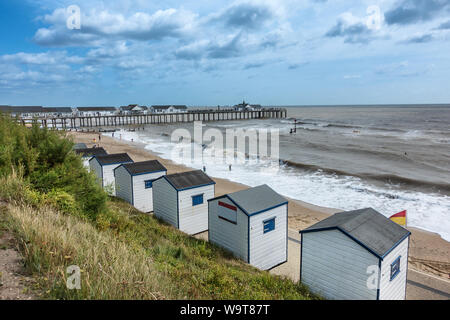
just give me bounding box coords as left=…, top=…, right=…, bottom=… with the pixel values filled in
left=102, top=198, right=314, bottom=299
left=1, top=194, right=315, bottom=299
left=0, top=114, right=316, bottom=300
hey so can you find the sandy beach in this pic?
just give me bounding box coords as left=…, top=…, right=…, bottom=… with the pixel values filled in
left=69, top=131, right=450, bottom=282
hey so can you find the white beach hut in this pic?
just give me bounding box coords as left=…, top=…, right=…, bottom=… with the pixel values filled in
left=74, top=147, right=107, bottom=169
left=73, top=143, right=87, bottom=150
left=208, top=185, right=288, bottom=270
left=152, top=170, right=215, bottom=235
left=299, top=208, right=411, bottom=300
left=89, top=153, right=133, bottom=195
left=114, top=160, right=167, bottom=213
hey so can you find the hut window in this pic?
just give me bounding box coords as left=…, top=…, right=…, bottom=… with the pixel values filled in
left=390, top=256, right=401, bottom=281
left=263, top=218, right=276, bottom=234
left=192, top=194, right=204, bottom=206
left=144, top=180, right=153, bottom=189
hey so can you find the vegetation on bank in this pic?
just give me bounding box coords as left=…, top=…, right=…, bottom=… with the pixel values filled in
left=0, top=115, right=315, bottom=300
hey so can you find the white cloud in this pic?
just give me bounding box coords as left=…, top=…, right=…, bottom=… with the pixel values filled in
left=0, top=50, right=97, bottom=90
left=3, top=0, right=449, bottom=103
left=86, top=42, right=129, bottom=59
left=343, top=74, right=362, bottom=79
left=34, top=7, right=198, bottom=46
left=0, top=51, right=83, bottom=65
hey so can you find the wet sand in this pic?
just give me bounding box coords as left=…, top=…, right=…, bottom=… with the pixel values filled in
left=69, top=131, right=450, bottom=281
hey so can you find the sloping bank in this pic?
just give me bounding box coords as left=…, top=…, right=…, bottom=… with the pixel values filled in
left=0, top=116, right=315, bottom=300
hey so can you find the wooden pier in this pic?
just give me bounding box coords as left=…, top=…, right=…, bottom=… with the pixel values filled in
left=18, top=108, right=287, bottom=129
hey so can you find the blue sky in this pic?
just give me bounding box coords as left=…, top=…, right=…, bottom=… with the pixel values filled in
left=1, top=0, right=450, bottom=106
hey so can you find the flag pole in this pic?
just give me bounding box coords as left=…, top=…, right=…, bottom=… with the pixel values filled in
left=405, top=210, right=407, bottom=228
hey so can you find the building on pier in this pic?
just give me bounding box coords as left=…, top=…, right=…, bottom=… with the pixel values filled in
left=233, top=100, right=262, bottom=111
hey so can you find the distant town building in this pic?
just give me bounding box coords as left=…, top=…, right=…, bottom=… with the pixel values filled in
left=76, top=107, right=118, bottom=116
left=119, top=104, right=148, bottom=115
left=42, top=107, right=74, bottom=117
left=0, top=106, right=75, bottom=118
left=150, top=105, right=188, bottom=114
left=0, top=106, right=43, bottom=118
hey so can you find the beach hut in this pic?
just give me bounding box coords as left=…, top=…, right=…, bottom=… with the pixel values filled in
left=208, top=185, right=288, bottom=270
left=89, top=153, right=133, bottom=195
left=152, top=170, right=215, bottom=235
left=299, top=208, right=411, bottom=300
left=74, top=147, right=107, bottom=169
left=73, top=143, right=88, bottom=150
left=114, top=160, right=167, bottom=212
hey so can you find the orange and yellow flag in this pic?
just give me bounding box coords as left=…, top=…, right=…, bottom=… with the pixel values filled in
left=390, top=210, right=407, bottom=227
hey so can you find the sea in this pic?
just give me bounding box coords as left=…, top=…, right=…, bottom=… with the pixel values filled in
left=103, top=105, right=450, bottom=241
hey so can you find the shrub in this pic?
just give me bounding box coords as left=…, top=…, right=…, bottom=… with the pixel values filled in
left=0, top=115, right=107, bottom=219
left=45, top=189, right=79, bottom=215
left=23, top=187, right=45, bottom=208
left=0, top=169, right=26, bottom=202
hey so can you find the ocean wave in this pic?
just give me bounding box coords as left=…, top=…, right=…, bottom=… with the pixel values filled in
left=281, top=159, right=450, bottom=194
left=324, top=123, right=362, bottom=130
left=287, top=119, right=408, bottom=134
left=294, top=126, right=321, bottom=132
left=368, top=126, right=406, bottom=133
left=105, top=129, right=450, bottom=241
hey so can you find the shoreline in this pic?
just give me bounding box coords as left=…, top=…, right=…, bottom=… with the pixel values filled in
left=69, top=131, right=450, bottom=281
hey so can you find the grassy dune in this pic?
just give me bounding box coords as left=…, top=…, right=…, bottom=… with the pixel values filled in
left=1, top=191, right=314, bottom=300
left=0, top=115, right=315, bottom=299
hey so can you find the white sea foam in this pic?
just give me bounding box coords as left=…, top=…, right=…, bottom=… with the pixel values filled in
left=105, top=129, right=450, bottom=242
